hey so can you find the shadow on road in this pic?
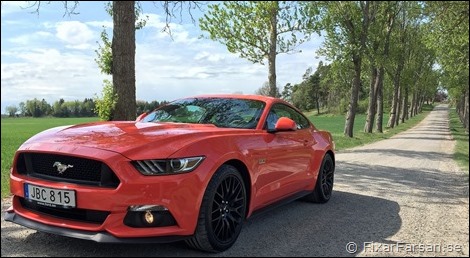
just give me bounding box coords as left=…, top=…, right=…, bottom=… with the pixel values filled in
left=1, top=191, right=400, bottom=257
left=340, top=148, right=455, bottom=161
left=337, top=161, right=469, bottom=204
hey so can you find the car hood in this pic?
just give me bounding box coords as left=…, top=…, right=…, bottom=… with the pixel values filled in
left=21, top=121, right=241, bottom=159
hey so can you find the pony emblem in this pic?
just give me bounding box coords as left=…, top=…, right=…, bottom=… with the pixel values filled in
left=53, top=162, right=74, bottom=174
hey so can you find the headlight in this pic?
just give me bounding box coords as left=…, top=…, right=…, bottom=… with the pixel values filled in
left=132, top=156, right=205, bottom=175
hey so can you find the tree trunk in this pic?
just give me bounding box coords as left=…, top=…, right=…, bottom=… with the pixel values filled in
left=387, top=76, right=400, bottom=128
left=375, top=67, right=384, bottom=133
left=401, top=84, right=409, bottom=123
left=418, top=96, right=424, bottom=113
left=344, top=55, right=361, bottom=137
left=396, top=85, right=402, bottom=127
left=268, top=3, right=278, bottom=97
left=414, top=91, right=421, bottom=116
left=464, top=88, right=469, bottom=132
left=316, top=93, right=320, bottom=115
left=410, top=91, right=416, bottom=118
left=364, top=67, right=377, bottom=133
left=112, top=1, right=136, bottom=121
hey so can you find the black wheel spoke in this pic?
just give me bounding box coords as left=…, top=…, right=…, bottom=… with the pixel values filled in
left=320, top=160, right=334, bottom=198
left=210, top=173, right=246, bottom=243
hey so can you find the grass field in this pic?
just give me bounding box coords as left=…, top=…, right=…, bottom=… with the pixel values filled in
left=448, top=109, right=469, bottom=173
left=0, top=107, right=435, bottom=198
left=1, top=117, right=99, bottom=198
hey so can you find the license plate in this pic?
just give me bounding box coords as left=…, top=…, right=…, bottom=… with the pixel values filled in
left=24, top=184, right=76, bottom=208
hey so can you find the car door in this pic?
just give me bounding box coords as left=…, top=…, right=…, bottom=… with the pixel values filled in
left=254, top=103, right=314, bottom=207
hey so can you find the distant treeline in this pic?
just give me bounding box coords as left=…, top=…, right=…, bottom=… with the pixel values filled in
left=5, top=98, right=168, bottom=118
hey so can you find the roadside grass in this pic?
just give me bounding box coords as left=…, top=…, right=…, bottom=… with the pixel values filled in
left=307, top=104, right=434, bottom=150
left=1, top=117, right=99, bottom=198
left=0, top=106, right=434, bottom=198
left=448, top=109, right=469, bottom=173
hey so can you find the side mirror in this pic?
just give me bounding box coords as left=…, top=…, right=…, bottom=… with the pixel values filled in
left=274, top=117, right=297, bottom=132
left=136, top=112, right=147, bottom=122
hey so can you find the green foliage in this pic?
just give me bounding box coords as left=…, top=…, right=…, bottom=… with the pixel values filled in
left=5, top=105, right=18, bottom=117
left=136, top=100, right=161, bottom=116
left=356, top=99, right=369, bottom=114
left=23, top=98, right=52, bottom=117
left=95, top=29, right=113, bottom=75
left=423, top=2, right=468, bottom=82
left=51, top=98, right=96, bottom=118
left=200, top=1, right=316, bottom=64
left=423, top=2, right=469, bottom=128
left=94, top=79, right=118, bottom=121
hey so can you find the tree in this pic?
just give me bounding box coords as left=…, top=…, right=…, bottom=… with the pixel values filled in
left=18, top=102, right=26, bottom=116
left=5, top=105, right=18, bottom=117
left=424, top=1, right=469, bottom=131
left=313, top=1, right=374, bottom=137
left=255, top=81, right=280, bottom=97
left=281, top=83, right=294, bottom=103
left=363, top=2, right=400, bottom=133
left=25, top=98, right=49, bottom=117
left=200, top=1, right=316, bottom=97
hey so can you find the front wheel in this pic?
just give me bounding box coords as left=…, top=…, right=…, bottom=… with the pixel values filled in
left=303, top=154, right=335, bottom=203
left=186, top=165, right=247, bottom=252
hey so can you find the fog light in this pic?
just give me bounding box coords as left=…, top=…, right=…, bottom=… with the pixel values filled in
left=144, top=210, right=154, bottom=224
left=124, top=205, right=177, bottom=228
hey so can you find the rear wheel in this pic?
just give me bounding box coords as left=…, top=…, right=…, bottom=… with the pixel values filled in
left=303, top=154, right=334, bottom=203
left=186, top=165, right=247, bottom=252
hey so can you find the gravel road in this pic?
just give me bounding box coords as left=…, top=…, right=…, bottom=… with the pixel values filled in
left=2, top=104, right=468, bottom=257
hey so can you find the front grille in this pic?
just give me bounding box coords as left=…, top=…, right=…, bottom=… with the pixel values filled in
left=20, top=197, right=109, bottom=224
left=16, top=153, right=120, bottom=188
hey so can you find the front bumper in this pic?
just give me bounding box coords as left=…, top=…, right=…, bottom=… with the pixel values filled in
left=8, top=145, right=211, bottom=239
left=4, top=210, right=189, bottom=243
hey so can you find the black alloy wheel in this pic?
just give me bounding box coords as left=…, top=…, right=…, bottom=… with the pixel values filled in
left=303, top=154, right=335, bottom=203
left=186, top=165, right=247, bottom=252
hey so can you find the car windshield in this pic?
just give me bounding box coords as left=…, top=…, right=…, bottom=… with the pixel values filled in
left=142, top=98, right=266, bottom=129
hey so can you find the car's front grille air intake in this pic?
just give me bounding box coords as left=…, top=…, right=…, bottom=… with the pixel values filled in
left=16, top=153, right=120, bottom=188
left=19, top=197, right=109, bottom=224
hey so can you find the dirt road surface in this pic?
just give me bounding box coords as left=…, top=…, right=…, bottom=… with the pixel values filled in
left=2, top=104, right=468, bottom=257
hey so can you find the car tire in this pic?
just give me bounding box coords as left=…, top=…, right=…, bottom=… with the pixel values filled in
left=303, top=154, right=334, bottom=203
left=185, top=165, right=247, bottom=252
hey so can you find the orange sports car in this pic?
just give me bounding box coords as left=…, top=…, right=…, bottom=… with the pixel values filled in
left=5, top=94, right=335, bottom=252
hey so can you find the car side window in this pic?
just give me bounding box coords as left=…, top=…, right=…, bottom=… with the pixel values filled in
left=266, top=104, right=311, bottom=130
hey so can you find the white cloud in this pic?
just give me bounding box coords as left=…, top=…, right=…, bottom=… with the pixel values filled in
left=194, top=51, right=226, bottom=63
left=56, top=21, right=95, bottom=46
left=9, top=31, right=54, bottom=45
left=1, top=47, right=103, bottom=107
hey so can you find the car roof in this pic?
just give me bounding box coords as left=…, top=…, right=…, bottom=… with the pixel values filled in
left=186, top=94, right=278, bottom=103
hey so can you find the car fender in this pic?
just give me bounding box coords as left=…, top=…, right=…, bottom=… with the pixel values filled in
left=169, top=134, right=255, bottom=213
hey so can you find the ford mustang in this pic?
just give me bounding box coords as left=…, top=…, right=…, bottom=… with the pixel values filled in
left=5, top=94, right=335, bottom=252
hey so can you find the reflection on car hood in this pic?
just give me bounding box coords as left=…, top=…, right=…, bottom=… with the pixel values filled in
left=20, top=121, right=241, bottom=158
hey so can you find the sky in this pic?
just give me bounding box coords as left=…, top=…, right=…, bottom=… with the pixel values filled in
left=1, top=1, right=325, bottom=114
